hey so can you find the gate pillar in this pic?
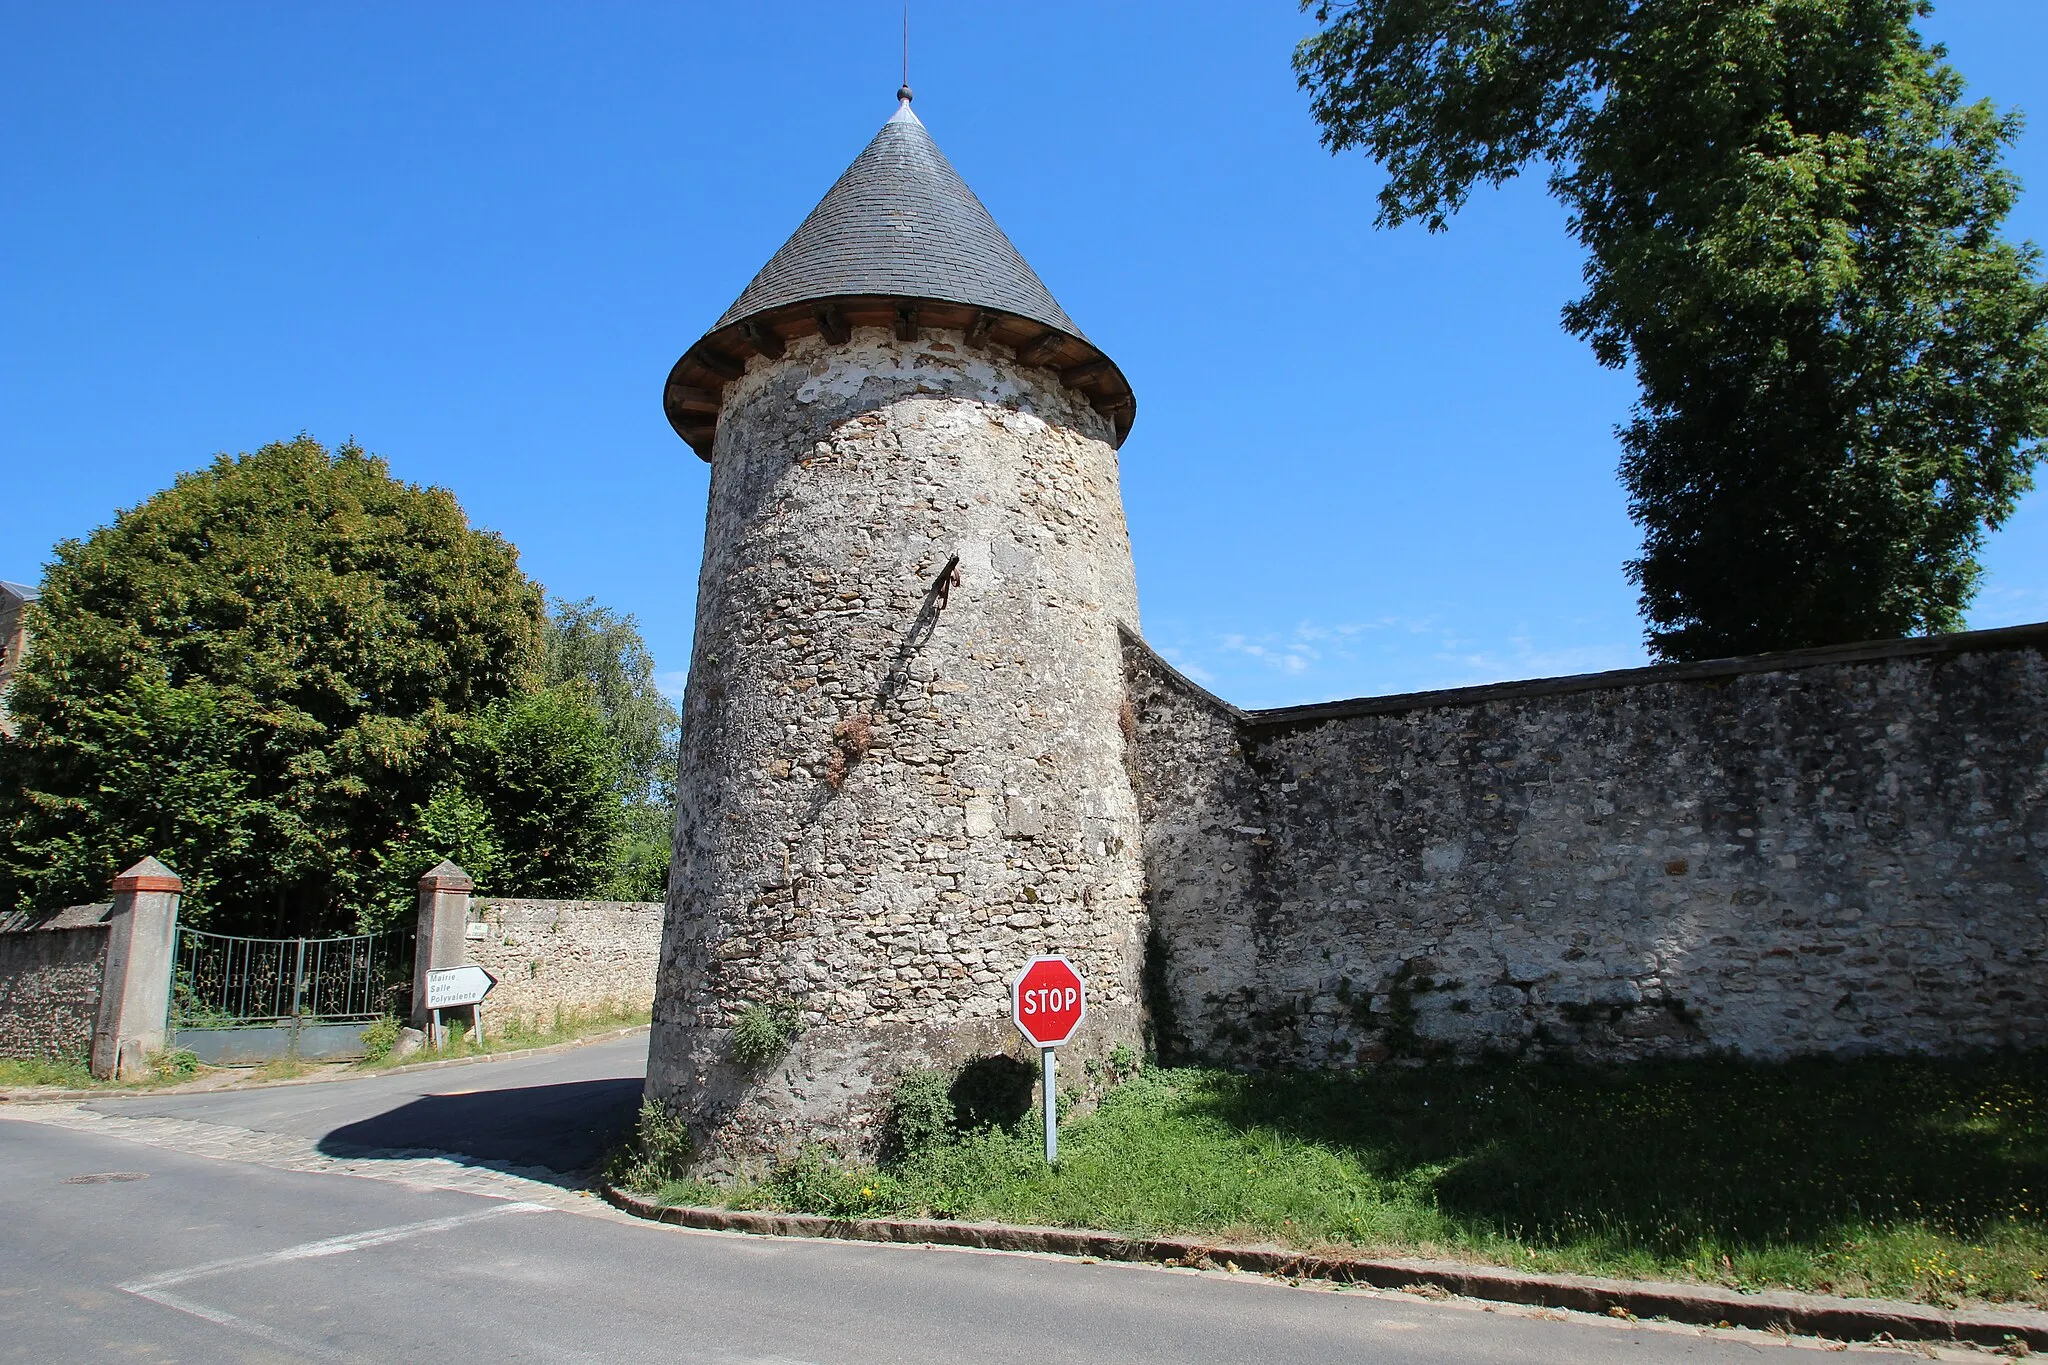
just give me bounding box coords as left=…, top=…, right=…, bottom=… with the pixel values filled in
left=92, top=856, right=182, bottom=1079
left=411, top=860, right=473, bottom=1031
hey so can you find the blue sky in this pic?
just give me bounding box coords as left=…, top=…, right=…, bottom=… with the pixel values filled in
left=6, top=2, right=2045, bottom=710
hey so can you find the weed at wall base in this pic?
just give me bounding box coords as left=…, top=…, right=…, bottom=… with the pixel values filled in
left=607, top=1097, right=695, bottom=1192
left=358, top=1016, right=402, bottom=1063
left=0, top=1056, right=97, bottom=1088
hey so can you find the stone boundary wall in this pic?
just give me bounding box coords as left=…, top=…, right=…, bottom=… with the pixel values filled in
left=468, top=899, right=662, bottom=1027
left=0, top=906, right=112, bottom=1064
left=1125, top=624, right=2048, bottom=1067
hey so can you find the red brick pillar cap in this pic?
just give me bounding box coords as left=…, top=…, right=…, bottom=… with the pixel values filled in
left=419, top=859, right=475, bottom=892
left=113, top=855, right=183, bottom=894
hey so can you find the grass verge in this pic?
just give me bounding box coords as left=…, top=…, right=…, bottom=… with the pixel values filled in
left=635, top=1052, right=2048, bottom=1310
left=352, top=999, right=650, bottom=1071
left=1, top=1047, right=204, bottom=1091
left=0, top=1057, right=98, bottom=1089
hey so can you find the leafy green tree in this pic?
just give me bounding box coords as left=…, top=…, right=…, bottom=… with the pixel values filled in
left=606, top=802, right=674, bottom=903
left=544, top=597, right=680, bottom=806
left=543, top=598, right=679, bottom=901
left=463, top=685, right=622, bottom=900
left=356, top=681, right=659, bottom=929
left=2, top=682, right=265, bottom=922
left=0, top=436, right=546, bottom=931
left=362, top=782, right=503, bottom=933
left=1296, top=0, right=2048, bottom=659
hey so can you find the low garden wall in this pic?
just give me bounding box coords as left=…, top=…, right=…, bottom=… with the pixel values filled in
left=0, top=905, right=111, bottom=1064
left=468, top=898, right=662, bottom=1027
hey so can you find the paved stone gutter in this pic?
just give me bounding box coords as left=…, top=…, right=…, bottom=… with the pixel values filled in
left=601, top=1185, right=2048, bottom=1350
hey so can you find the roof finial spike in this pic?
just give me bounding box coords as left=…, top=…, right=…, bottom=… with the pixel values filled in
left=898, top=0, right=912, bottom=105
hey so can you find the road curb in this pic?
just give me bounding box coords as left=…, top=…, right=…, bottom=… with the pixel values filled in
left=599, top=1186, right=2048, bottom=1350
left=0, top=1025, right=651, bottom=1105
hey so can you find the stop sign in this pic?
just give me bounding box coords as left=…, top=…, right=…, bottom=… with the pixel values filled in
left=1012, top=955, right=1087, bottom=1048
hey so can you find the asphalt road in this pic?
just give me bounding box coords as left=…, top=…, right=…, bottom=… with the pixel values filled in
left=75, top=1032, right=653, bottom=1173
left=1, top=1037, right=1897, bottom=1363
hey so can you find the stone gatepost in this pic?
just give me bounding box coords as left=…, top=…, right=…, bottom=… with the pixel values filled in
left=411, top=860, right=473, bottom=1034
left=91, top=856, right=182, bottom=1080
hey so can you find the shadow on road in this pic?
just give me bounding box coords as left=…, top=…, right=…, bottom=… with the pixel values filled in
left=318, top=1077, right=643, bottom=1179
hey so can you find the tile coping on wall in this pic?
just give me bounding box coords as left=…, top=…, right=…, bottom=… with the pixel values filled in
left=599, top=1184, right=2048, bottom=1351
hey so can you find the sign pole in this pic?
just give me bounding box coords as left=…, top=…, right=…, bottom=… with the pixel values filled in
left=1041, top=1047, right=1057, bottom=1164
left=1011, top=954, right=1084, bottom=1168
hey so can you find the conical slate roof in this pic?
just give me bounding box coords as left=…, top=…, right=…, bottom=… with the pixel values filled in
left=714, top=102, right=1083, bottom=340
left=664, top=96, right=1134, bottom=459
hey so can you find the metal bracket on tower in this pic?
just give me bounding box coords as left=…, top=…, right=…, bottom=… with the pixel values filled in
left=934, top=554, right=962, bottom=608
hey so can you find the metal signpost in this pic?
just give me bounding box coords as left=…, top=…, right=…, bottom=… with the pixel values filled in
left=423, top=964, right=497, bottom=1047
left=1011, top=955, right=1086, bottom=1164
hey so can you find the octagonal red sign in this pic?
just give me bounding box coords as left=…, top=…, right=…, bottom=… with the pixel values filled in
left=1012, top=955, right=1087, bottom=1048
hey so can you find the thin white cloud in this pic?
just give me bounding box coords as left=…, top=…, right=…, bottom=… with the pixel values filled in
left=1155, top=646, right=1218, bottom=687
left=1169, top=615, right=1646, bottom=708
left=1968, top=583, right=2048, bottom=630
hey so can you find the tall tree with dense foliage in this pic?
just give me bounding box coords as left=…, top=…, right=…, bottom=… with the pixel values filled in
left=357, top=680, right=650, bottom=931
left=542, top=599, right=680, bottom=902
left=1296, top=0, right=2048, bottom=659
left=544, top=598, right=680, bottom=808
left=0, top=436, right=546, bottom=932
left=463, top=684, right=623, bottom=901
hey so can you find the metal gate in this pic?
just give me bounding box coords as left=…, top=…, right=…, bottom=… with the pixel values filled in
left=171, top=927, right=411, bottom=1064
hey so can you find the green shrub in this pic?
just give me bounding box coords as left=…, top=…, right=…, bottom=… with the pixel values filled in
left=149, top=1047, right=200, bottom=1081
left=359, top=1015, right=402, bottom=1063
left=884, top=1068, right=956, bottom=1166
left=762, top=1148, right=903, bottom=1219
left=729, top=1000, right=801, bottom=1066
left=606, top=1098, right=695, bottom=1192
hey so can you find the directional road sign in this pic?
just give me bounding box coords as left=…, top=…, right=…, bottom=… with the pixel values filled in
left=424, top=964, right=498, bottom=1010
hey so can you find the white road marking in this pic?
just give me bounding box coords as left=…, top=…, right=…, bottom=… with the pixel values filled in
left=120, top=1201, right=550, bottom=1294
left=128, top=1287, right=364, bottom=1363
left=117, top=1201, right=553, bottom=1361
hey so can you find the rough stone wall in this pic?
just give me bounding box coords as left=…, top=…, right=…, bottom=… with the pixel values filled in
left=0, top=922, right=108, bottom=1064
left=1127, top=627, right=2048, bottom=1067
left=468, top=898, right=661, bottom=1025
left=649, top=327, right=1146, bottom=1168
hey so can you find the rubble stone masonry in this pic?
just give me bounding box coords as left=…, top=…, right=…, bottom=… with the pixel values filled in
left=645, top=323, right=2048, bottom=1172
left=0, top=918, right=108, bottom=1064
left=468, top=899, right=661, bottom=1027
left=647, top=329, right=1146, bottom=1167
left=1127, top=626, right=2048, bottom=1067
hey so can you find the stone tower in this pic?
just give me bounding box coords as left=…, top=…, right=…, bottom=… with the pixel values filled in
left=647, top=91, right=1146, bottom=1167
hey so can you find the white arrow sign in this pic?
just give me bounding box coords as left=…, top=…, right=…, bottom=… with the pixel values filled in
left=424, top=964, right=497, bottom=1010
